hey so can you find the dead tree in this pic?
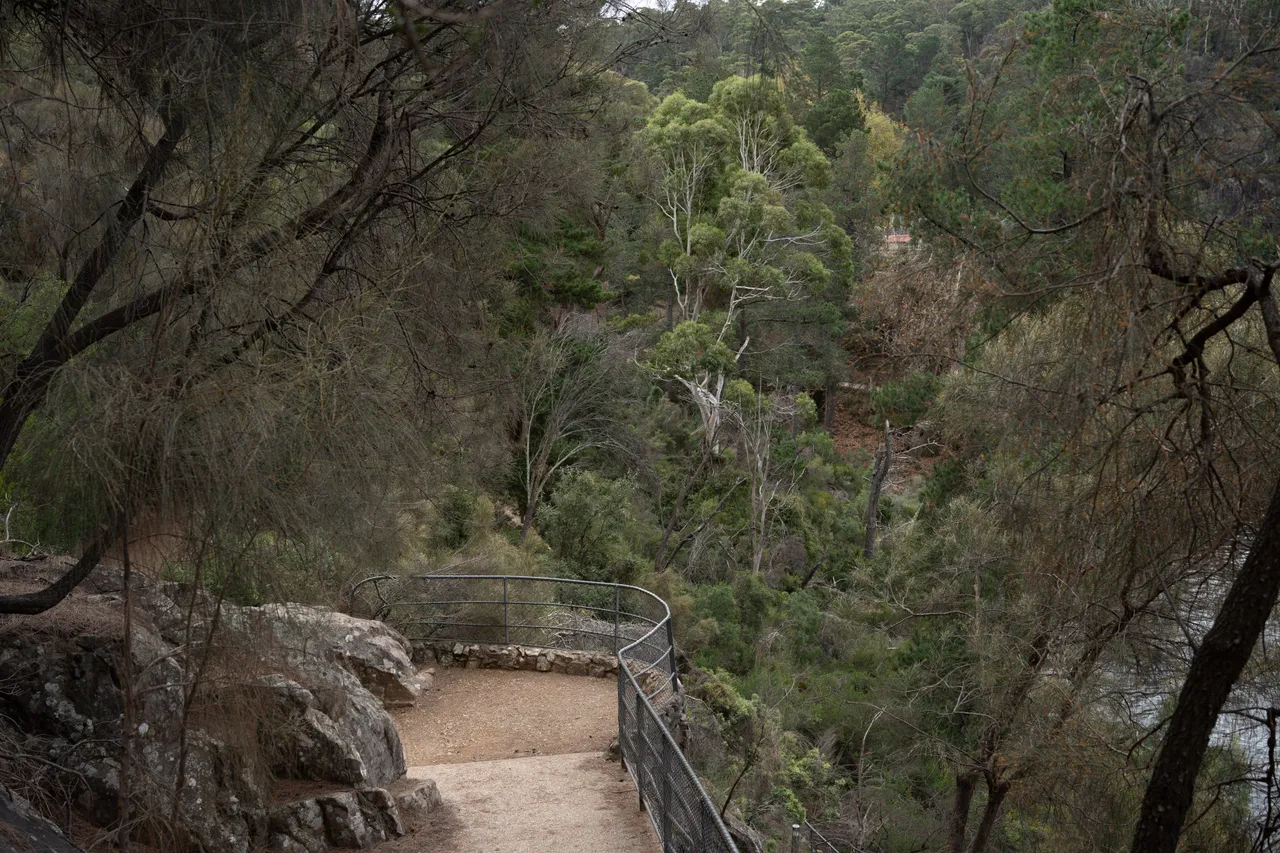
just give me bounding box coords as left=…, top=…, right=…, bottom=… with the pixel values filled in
left=864, top=420, right=892, bottom=559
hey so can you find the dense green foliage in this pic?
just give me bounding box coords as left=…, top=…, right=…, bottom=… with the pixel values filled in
left=2, top=0, right=1277, bottom=851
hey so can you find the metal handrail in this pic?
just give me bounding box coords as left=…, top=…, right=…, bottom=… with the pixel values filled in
left=365, top=573, right=740, bottom=853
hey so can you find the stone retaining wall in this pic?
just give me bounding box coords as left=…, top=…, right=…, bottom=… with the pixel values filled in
left=411, top=642, right=619, bottom=678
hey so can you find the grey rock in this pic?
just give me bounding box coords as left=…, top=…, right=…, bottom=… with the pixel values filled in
left=0, top=626, right=265, bottom=853
left=0, top=786, right=83, bottom=853
left=407, top=669, right=433, bottom=694
left=228, top=629, right=407, bottom=787
left=355, top=787, right=405, bottom=839
left=233, top=603, right=421, bottom=708
left=0, top=570, right=411, bottom=852
left=266, top=788, right=406, bottom=850
left=162, top=731, right=266, bottom=853
left=268, top=798, right=327, bottom=853
left=393, top=780, right=441, bottom=822
left=317, top=791, right=368, bottom=848
left=328, top=674, right=406, bottom=787
left=254, top=677, right=368, bottom=785
left=266, top=834, right=315, bottom=853
left=296, top=706, right=367, bottom=783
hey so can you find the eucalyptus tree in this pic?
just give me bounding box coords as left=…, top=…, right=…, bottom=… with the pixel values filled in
left=512, top=330, right=624, bottom=541
left=638, top=74, right=851, bottom=580
left=640, top=91, right=731, bottom=323
left=640, top=76, right=848, bottom=370
left=646, top=320, right=739, bottom=571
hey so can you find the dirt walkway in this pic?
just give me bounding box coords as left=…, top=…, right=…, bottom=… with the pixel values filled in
left=393, top=668, right=619, bottom=764
left=389, top=668, right=658, bottom=853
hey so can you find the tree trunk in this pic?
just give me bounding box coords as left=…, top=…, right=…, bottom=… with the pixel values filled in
left=949, top=772, right=977, bottom=853
left=521, top=450, right=550, bottom=543
left=968, top=778, right=1011, bottom=853
left=751, top=486, right=769, bottom=574
left=655, top=452, right=708, bottom=572
left=0, top=113, right=186, bottom=473
left=0, top=515, right=118, bottom=614
left=823, top=378, right=836, bottom=432
left=0, top=115, right=185, bottom=617
left=1130, top=476, right=1280, bottom=853
left=864, top=420, right=892, bottom=559
left=520, top=497, right=537, bottom=542
left=800, top=547, right=829, bottom=589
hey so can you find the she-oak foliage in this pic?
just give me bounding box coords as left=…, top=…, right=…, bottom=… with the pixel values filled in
left=898, top=0, right=1280, bottom=851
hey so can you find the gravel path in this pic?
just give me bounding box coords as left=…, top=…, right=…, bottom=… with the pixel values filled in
left=392, top=668, right=619, bottom=765
left=388, top=667, right=659, bottom=853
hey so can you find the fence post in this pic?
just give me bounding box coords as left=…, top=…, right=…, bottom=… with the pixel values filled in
left=502, top=576, right=509, bottom=644
left=636, top=688, right=646, bottom=813
left=661, top=733, right=673, bottom=852
left=665, top=618, right=679, bottom=686
left=790, top=824, right=802, bottom=853
left=614, top=585, right=621, bottom=654
left=617, top=671, right=626, bottom=773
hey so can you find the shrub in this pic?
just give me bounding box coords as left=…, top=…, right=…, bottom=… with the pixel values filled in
left=536, top=469, right=644, bottom=584
left=870, top=371, right=941, bottom=427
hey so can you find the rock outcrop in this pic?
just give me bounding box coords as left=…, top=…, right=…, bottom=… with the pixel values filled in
left=224, top=603, right=423, bottom=709
left=0, top=561, right=435, bottom=853
left=253, top=673, right=405, bottom=787
left=392, top=779, right=442, bottom=822
left=261, top=780, right=437, bottom=852
left=0, top=626, right=269, bottom=851
left=266, top=787, right=406, bottom=852
left=0, top=786, right=83, bottom=853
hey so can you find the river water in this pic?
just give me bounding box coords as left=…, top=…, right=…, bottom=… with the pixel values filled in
left=1096, top=569, right=1280, bottom=822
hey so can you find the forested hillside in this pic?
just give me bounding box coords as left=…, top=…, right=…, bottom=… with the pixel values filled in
left=0, top=1, right=1277, bottom=852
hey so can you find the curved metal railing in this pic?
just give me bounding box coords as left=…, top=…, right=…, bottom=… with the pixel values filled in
left=355, top=574, right=739, bottom=853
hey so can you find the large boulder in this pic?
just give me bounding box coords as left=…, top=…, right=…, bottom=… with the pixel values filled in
left=0, top=627, right=267, bottom=852
left=95, top=572, right=423, bottom=710
left=265, top=797, right=325, bottom=853
left=391, top=780, right=441, bottom=823
left=323, top=676, right=407, bottom=786
left=0, top=786, right=83, bottom=853
left=87, top=572, right=411, bottom=787
left=144, top=730, right=268, bottom=852
left=254, top=675, right=405, bottom=787
left=0, top=633, right=132, bottom=826
left=0, top=562, right=418, bottom=852
left=222, top=603, right=421, bottom=708
left=266, top=788, right=407, bottom=852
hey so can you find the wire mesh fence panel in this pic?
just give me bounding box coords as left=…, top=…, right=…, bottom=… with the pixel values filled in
left=381, top=574, right=739, bottom=853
